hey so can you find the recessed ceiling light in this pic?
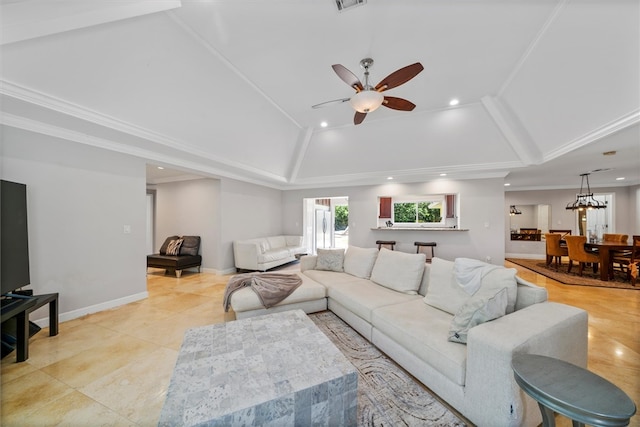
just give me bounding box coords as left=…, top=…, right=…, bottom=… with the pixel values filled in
left=504, top=183, right=511, bottom=186
left=616, top=177, right=625, bottom=181
left=439, top=173, right=447, bottom=177
left=387, top=176, right=394, bottom=180
left=449, top=99, right=459, bottom=106
left=320, top=121, right=328, bottom=128
left=157, top=166, right=164, bottom=170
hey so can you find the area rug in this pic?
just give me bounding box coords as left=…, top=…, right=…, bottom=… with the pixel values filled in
left=506, top=258, right=638, bottom=290
left=309, top=311, right=467, bottom=427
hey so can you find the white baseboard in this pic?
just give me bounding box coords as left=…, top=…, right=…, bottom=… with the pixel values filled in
left=31, top=291, right=149, bottom=327
left=215, top=267, right=237, bottom=275
left=199, top=267, right=235, bottom=275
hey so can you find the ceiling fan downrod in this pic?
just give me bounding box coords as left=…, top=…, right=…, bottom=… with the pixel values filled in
left=360, top=58, right=375, bottom=90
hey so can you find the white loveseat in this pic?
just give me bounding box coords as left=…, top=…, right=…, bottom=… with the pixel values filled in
left=233, top=235, right=306, bottom=271
left=227, top=246, right=588, bottom=427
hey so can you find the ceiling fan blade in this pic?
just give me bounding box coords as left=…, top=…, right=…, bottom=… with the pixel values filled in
left=354, top=111, right=367, bottom=125
left=374, top=62, right=424, bottom=92
left=332, top=64, right=364, bottom=91
left=311, top=98, right=351, bottom=109
left=382, top=96, right=416, bottom=111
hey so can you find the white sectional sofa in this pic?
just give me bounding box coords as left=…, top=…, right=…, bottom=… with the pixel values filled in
left=233, top=235, right=306, bottom=271
left=227, top=246, right=589, bottom=427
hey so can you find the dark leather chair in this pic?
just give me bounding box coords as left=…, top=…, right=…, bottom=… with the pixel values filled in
left=147, top=235, right=202, bottom=277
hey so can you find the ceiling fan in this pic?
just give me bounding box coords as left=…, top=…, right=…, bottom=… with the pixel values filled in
left=312, top=58, right=424, bottom=125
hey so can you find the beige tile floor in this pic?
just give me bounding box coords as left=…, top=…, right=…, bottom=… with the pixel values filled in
left=1, top=263, right=638, bottom=426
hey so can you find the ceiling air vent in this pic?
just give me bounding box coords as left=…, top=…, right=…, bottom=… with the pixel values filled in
left=335, top=0, right=366, bottom=12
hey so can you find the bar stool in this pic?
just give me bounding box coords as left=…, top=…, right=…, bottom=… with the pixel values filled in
left=376, top=240, right=396, bottom=251
left=414, top=241, right=436, bottom=263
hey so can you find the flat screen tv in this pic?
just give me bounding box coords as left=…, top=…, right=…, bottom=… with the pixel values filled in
left=1, top=180, right=31, bottom=295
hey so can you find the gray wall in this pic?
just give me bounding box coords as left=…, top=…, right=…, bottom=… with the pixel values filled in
left=1, top=126, right=148, bottom=322
left=219, top=179, right=283, bottom=273
left=282, top=178, right=506, bottom=264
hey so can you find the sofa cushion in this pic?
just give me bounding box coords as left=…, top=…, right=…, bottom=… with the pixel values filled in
left=448, top=287, right=508, bottom=344
left=328, top=279, right=419, bottom=323
left=371, top=299, right=468, bottom=386
left=285, top=235, right=302, bottom=246
left=230, top=273, right=326, bottom=312
left=370, top=248, right=426, bottom=295
left=423, top=257, right=517, bottom=315
left=302, top=270, right=359, bottom=286
left=515, top=276, right=548, bottom=310
left=179, top=235, right=201, bottom=256
left=316, top=248, right=345, bottom=272
left=423, top=258, right=468, bottom=314
left=343, top=246, right=379, bottom=279
left=267, top=236, right=286, bottom=249
left=258, top=249, right=291, bottom=263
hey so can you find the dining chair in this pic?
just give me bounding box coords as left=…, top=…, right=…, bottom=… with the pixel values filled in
left=545, top=233, right=568, bottom=269
left=565, top=235, right=600, bottom=276
left=612, top=235, right=640, bottom=286
left=603, top=233, right=629, bottom=243
left=605, top=234, right=630, bottom=276
left=549, top=229, right=572, bottom=239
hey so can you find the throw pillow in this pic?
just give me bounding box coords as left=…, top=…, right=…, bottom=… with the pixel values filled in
left=369, top=248, right=426, bottom=295
left=480, top=267, right=518, bottom=314
left=179, top=236, right=200, bottom=256
left=343, top=246, right=379, bottom=279
left=423, top=257, right=470, bottom=314
left=166, top=238, right=184, bottom=256
left=159, top=235, right=180, bottom=255
left=448, top=287, right=508, bottom=344
left=316, top=248, right=345, bottom=272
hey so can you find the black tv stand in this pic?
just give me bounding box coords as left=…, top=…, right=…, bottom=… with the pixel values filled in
left=1, top=293, right=59, bottom=362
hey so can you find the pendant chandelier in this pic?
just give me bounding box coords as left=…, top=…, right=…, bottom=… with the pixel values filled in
left=565, top=173, right=607, bottom=211
left=509, top=205, right=522, bottom=216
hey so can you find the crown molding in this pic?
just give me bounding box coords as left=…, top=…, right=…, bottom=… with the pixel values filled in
left=481, top=96, right=542, bottom=165
left=498, top=0, right=568, bottom=97
left=544, top=109, right=640, bottom=162
left=0, top=112, right=289, bottom=190
left=290, top=162, right=515, bottom=189
left=0, top=80, right=289, bottom=185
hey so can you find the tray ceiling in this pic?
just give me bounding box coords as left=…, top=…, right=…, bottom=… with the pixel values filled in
left=1, top=0, right=638, bottom=190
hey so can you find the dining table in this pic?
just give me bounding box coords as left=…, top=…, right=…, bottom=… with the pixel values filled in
left=585, top=240, right=632, bottom=281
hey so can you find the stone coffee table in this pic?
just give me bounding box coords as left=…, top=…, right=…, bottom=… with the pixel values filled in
left=159, top=309, right=358, bottom=426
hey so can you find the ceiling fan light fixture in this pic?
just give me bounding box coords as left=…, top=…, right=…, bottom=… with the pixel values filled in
left=350, top=90, right=384, bottom=113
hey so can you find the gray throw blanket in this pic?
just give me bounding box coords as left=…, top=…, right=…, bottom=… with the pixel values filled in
left=223, top=273, right=303, bottom=312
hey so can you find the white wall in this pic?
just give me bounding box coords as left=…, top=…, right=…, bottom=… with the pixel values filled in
left=282, top=178, right=506, bottom=264
left=505, top=186, right=636, bottom=258
left=152, top=178, right=219, bottom=272
left=1, top=126, right=148, bottom=322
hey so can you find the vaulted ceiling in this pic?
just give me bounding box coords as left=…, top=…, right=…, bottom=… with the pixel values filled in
left=1, top=0, right=638, bottom=190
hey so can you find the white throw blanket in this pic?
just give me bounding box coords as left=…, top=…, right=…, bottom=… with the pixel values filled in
left=453, top=257, right=499, bottom=295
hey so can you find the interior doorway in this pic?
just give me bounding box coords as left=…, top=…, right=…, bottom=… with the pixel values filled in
left=146, top=190, right=155, bottom=254
left=303, top=197, right=349, bottom=254
left=577, top=193, right=613, bottom=240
